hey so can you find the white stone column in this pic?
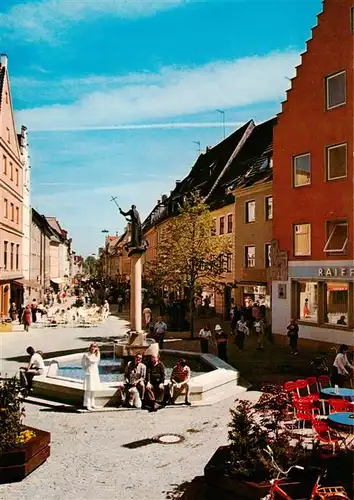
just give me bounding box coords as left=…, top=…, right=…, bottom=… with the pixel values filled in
left=129, top=250, right=143, bottom=332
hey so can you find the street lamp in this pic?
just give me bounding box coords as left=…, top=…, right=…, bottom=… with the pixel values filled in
left=216, top=109, right=226, bottom=139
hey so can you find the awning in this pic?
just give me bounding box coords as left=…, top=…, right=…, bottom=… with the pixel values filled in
left=50, top=277, right=66, bottom=284
left=14, top=278, right=40, bottom=288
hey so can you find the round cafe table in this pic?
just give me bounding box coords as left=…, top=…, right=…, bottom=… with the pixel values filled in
left=320, top=387, right=354, bottom=402
left=328, top=412, right=354, bottom=432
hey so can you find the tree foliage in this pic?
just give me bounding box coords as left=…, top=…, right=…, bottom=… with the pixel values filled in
left=148, top=193, right=231, bottom=334
left=0, top=376, right=25, bottom=453
left=83, top=256, right=98, bottom=276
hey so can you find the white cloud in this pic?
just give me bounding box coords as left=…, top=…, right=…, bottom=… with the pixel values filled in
left=16, top=51, right=298, bottom=131
left=0, top=0, right=190, bottom=42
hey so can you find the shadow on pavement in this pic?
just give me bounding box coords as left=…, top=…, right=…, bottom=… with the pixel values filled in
left=164, top=476, right=208, bottom=500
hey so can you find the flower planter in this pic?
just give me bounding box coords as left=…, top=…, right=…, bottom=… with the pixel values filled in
left=0, top=426, right=51, bottom=484
left=204, top=446, right=305, bottom=500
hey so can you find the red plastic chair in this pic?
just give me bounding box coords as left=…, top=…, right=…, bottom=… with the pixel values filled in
left=328, top=399, right=351, bottom=413
left=318, top=375, right=331, bottom=390
left=293, top=399, right=318, bottom=432
left=306, top=376, right=320, bottom=402
left=312, top=418, right=340, bottom=454
left=283, top=381, right=298, bottom=419
left=295, top=379, right=311, bottom=398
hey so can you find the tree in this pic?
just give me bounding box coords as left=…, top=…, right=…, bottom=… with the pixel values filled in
left=83, top=256, right=98, bottom=276
left=153, top=193, right=231, bottom=337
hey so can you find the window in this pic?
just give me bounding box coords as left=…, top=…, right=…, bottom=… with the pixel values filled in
left=265, top=243, right=271, bottom=268
left=245, top=245, right=255, bottom=268
left=15, top=168, right=19, bottom=186
left=226, top=253, right=232, bottom=273
left=5, top=92, right=8, bottom=104
left=3, top=156, right=7, bottom=175
left=326, top=71, right=346, bottom=109
left=10, top=162, right=13, bottom=181
left=227, top=214, right=233, bottom=233
left=15, top=244, right=19, bottom=271
left=293, top=153, right=311, bottom=187
left=265, top=196, right=273, bottom=220
left=327, top=143, right=347, bottom=180
left=245, top=200, right=255, bottom=223
left=211, top=218, right=216, bottom=236
left=324, top=282, right=348, bottom=326
left=10, top=203, right=14, bottom=222
left=3, top=241, right=7, bottom=270
left=294, top=223, right=311, bottom=256
left=324, top=220, right=348, bottom=254
left=6, top=127, right=10, bottom=143
left=10, top=243, right=14, bottom=270
left=299, top=281, right=318, bottom=322
left=4, top=198, right=8, bottom=218
left=219, top=216, right=225, bottom=235
left=351, top=6, right=354, bottom=33
left=15, top=206, right=19, bottom=225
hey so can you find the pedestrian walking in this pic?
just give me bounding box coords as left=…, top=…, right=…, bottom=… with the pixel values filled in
left=22, top=305, right=32, bottom=332
left=215, top=324, right=228, bottom=362
left=154, top=316, right=168, bottom=350
left=331, top=344, right=354, bottom=388
left=254, top=318, right=265, bottom=350
left=198, top=324, right=212, bottom=353
left=287, top=318, right=299, bottom=355
left=9, top=302, right=17, bottom=321
left=235, top=316, right=249, bottom=351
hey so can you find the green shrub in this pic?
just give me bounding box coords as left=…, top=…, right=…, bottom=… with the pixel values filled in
left=73, top=298, right=84, bottom=308
left=0, top=376, right=25, bottom=453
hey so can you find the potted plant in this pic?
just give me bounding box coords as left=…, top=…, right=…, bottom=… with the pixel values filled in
left=204, top=385, right=318, bottom=499
left=0, top=376, right=51, bottom=484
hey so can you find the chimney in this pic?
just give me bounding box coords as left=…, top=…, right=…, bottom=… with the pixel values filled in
left=161, top=194, right=168, bottom=202
left=156, top=199, right=160, bottom=205
left=175, top=180, right=181, bottom=186
left=205, top=146, right=211, bottom=153
left=0, top=54, right=8, bottom=69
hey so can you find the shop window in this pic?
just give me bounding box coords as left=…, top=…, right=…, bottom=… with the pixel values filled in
left=219, top=216, right=225, bottom=235
left=265, top=243, right=271, bottom=268
left=324, top=282, right=348, bottom=326
left=265, top=196, right=273, bottom=220
left=3, top=241, right=8, bottom=270
left=10, top=243, right=14, bottom=270
left=326, top=71, right=346, bottom=110
left=245, top=200, right=255, bottom=223
left=294, top=223, right=311, bottom=256
left=227, top=214, right=233, bottom=233
left=293, top=153, right=311, bottom=187
left=327, top=143, right=347, bottom=181
left=324, top=220, right=348, bottom=254
left=245, top=245, right=255, bottom=268
left=298, top=281, right=318, bottom=322
left=16, top=245, right=19, bottom=271
left=4, top=198, right=8, bottom=218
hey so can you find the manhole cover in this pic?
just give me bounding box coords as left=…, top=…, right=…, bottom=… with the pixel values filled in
left=153, top=434, right=185, bottom=444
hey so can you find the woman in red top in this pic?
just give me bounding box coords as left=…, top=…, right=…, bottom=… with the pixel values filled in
left=22, top=306, right=32, bottom=332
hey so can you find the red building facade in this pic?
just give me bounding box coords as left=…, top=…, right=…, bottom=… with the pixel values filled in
left=272, top=0, right=354, bottom=346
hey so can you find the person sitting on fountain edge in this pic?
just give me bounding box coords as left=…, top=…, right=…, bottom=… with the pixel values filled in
left=169, top=358, right=191, bottom=406
left=124, top=353, right=146, bottom=408
left=145, top=354, right=166, bottom=411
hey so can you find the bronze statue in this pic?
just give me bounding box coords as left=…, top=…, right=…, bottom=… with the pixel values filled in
left=119, top=205, right=143, bottom=248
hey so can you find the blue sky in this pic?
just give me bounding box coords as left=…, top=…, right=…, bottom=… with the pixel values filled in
left=0, top=0, right=322, bottom=256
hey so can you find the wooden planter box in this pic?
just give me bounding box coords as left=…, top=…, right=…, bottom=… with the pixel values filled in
left=204, top=446, right=304, bottom=500
left=0, top=426, right=51, bottom=484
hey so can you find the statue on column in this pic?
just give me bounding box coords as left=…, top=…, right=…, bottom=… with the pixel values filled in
left=119, top=205, right=143, bottom=249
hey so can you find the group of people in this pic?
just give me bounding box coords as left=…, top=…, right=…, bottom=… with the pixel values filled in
left=81, top=344, right=191, bottom=411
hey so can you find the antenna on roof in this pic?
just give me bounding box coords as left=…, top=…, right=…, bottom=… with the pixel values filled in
left=193, top=141, right=201, bottom=154
left=216, top=109, right=226, bottom=139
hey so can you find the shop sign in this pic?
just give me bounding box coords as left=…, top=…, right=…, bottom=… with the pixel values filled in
left=318, top=267, right=354, bottom=278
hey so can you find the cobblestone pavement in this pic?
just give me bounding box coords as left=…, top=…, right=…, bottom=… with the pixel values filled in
left=0, top=312, right=259, bottom=500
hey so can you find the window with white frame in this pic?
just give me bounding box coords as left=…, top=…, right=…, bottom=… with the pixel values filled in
left=265, top=243, right=271, bottom=268
left=324, top=220, right=348, bottom=254
left=245, top=245, right=255, bottom=268
left=265, top=196, right=273, bottom=220
left=219, top=216, right=225, bottom=235
left=326, top=71, right=346, bottom=110
left=327, top=143, right=347, bottom=180
left=293, top=153, right=311, bottom=187
left=245, top=200, right=255, bottom=223
left=294, top=223, right=311, bottom=256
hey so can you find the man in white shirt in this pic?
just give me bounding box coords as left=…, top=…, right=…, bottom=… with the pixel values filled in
left=331, top=344, right=354, bottom=387
left=20, top=346, right=45, bottom=391
left=154, top=317, right=167, bottom=349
